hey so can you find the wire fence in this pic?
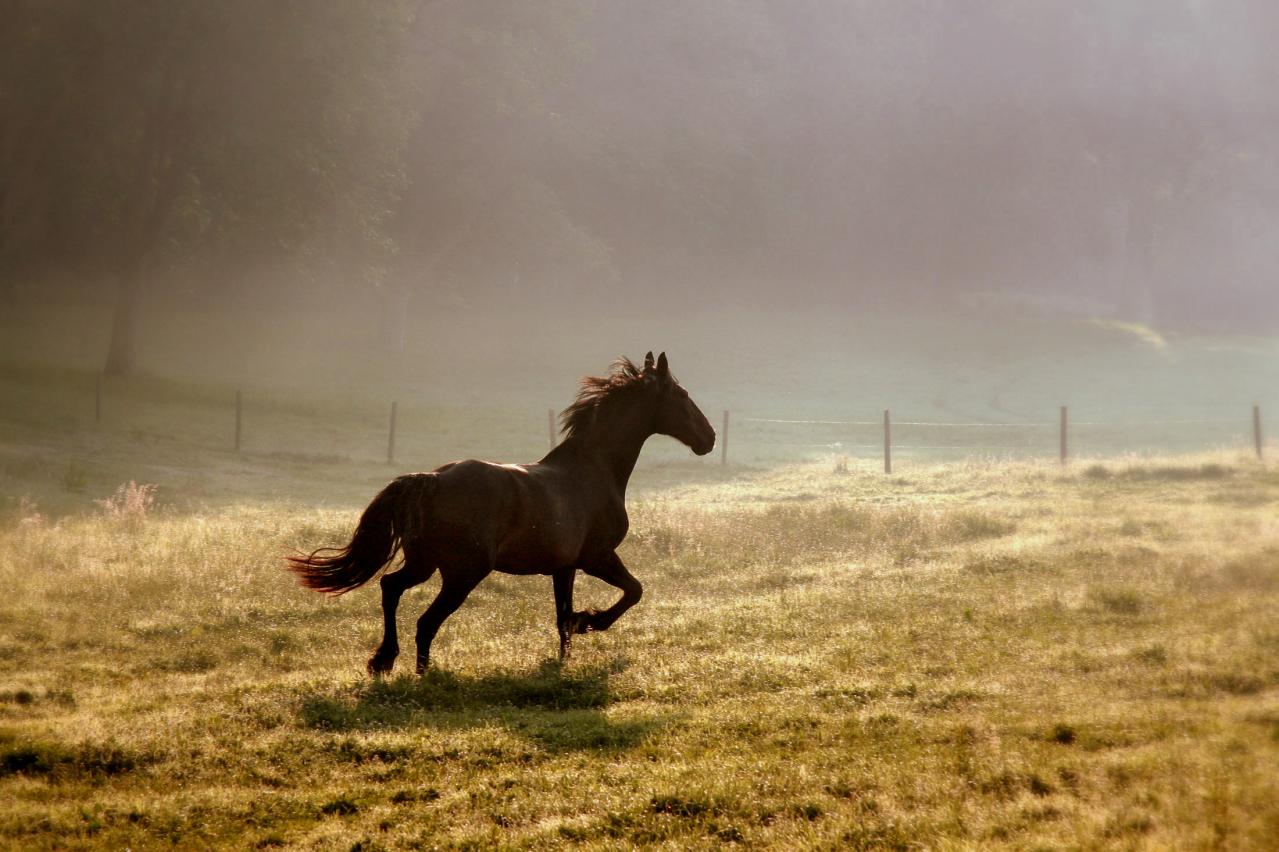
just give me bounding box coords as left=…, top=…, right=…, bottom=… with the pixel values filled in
left=68, top=373, right=1268, bottom=472
left=720, top=407, right=1264, bottom=471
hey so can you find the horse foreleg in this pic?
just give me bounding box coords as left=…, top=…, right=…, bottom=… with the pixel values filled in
left=414, top=566, right=488, bottom=675
left=574, top=552, right=642, bottom=634
left=368, top=558, right=433, bottom=676
left=553, top=568, right=577, bottom=660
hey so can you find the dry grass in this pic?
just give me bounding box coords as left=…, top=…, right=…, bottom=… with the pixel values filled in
left=1, top=452, right=1278, bottom=849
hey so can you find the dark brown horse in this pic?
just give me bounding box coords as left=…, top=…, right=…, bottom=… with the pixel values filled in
left=287, top=352, right=715, bottom=675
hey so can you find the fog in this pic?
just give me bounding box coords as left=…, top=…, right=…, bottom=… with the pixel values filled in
left=7, top=8, right=1279, bottom=843
left=3, top=1, right=1278, bottom=384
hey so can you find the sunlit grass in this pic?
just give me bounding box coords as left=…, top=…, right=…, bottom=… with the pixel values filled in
left=2, top=454, right=1277, bottom=848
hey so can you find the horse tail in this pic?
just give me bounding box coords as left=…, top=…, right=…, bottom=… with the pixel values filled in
left=287, top=474, right=435, bottom=595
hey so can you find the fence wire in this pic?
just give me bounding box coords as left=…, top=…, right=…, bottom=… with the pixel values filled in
left=727, top=408, right=1261, bottom=465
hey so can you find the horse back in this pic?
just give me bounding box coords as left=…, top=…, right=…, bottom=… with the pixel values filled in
left=425, top=458, right=607, bottom=573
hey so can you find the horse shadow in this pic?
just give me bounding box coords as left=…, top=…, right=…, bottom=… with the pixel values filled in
left=296, top=658, right=666, bottom=753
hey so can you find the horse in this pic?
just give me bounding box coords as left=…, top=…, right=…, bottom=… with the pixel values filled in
left=287, top=352, right=716, bottom=675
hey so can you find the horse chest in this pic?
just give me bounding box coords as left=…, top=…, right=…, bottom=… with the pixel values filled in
left=593, top=504, right=630, bottom=550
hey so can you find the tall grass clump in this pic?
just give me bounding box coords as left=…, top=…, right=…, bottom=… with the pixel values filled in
left=96, top=481, right=157, bottom=523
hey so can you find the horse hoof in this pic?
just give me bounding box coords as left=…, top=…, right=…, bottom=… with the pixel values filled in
left=415, top=657, right=429, bottom=676
left=572, top=609, right=600, bottom=634
left=367, top=656, right=395, bottom=677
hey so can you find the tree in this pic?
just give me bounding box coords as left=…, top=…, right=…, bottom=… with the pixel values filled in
left=1, top=1, right=418, bottom=373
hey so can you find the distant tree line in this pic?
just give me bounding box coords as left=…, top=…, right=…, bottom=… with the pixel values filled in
left=3, top=1, right=1277, bottom=373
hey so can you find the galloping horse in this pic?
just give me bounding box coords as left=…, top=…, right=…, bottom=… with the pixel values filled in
left=287, top=352, right=715, bottom=675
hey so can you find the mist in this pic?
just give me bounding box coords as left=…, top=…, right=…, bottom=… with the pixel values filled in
left=7, top=6, right=1279, bottom=846
left=5, top=1, right=1279, bottom=370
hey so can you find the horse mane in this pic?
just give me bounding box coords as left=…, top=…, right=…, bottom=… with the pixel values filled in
left=560, top=357, right=649, bottom=438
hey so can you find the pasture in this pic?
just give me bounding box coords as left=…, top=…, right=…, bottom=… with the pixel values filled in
left=3, top=437, right=1278, bottom=848
left=1, top=324, right=1278, bottom=849
left=9, top=4, right=1279, bottom=846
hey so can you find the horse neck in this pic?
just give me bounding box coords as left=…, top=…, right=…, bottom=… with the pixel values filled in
left=558, top=401, right=653, bottom=491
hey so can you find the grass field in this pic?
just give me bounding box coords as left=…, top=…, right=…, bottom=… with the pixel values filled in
left=3, top=448, right=1278, bottom=849
left=2, top=309, right=1278, bottom=849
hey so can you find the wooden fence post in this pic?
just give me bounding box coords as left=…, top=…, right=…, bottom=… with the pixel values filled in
left=95, top=373, right=102, bottom=427
left=1059, top=405, right=1068, bottom=465
left=234, top=390, right=242, bottom=452
left=387, top=401, right=398, bottom=465
left=1254, top=405, right=1264, bottom=460
left=883, top=409, right=892, bottom=474
left=548, top=408, right=557, bottom=450
left=721, top=410, right=729, bottom=466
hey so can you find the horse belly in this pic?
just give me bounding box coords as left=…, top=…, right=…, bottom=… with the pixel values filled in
left=495, top=523, right=582, bottom=575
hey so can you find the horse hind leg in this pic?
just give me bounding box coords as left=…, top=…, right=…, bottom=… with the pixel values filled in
left=414, top=562, right=490, bottom=675
left=367, top=551, right=435, bottom=676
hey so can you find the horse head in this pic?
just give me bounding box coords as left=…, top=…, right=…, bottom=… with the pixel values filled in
left=645, top=351, right=716, bottom=456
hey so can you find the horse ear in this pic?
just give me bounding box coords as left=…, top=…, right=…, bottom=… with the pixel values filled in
left=656, top=352, right=669, bottom=376
left=643, top=351, right=655, bottom=372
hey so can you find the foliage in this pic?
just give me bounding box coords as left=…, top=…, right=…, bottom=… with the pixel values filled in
left=7, top=2, right=1276, bottom=324
left=2, top=0, right=418, bottom=296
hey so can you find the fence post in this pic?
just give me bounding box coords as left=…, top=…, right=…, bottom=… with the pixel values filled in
left=548, top=408, right=557, bottom=450
left=95, top=373, right=102, bottom=427
left=1059, top=405, right=1068, bottom=465
left=1254, top=405, right=1264, bottom=460
left=721, top=410, right=729, bottom=466
left=234, top=390, right=242, bottom=452
left=883, top=409, right=892, bottom=474
left=387, top=401, right=398, bottom=465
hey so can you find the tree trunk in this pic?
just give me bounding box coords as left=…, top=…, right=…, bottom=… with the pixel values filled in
left=100, top=49, right=187, bottom=376
left=0, top=262, right=15, bottom=306
left=104, top=264, right=143, bottom=375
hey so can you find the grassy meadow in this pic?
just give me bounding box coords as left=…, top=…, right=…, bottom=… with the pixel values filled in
left=2, top=313, right=1278, bottom=849
left=3, top=440, right=1279, bottom=848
